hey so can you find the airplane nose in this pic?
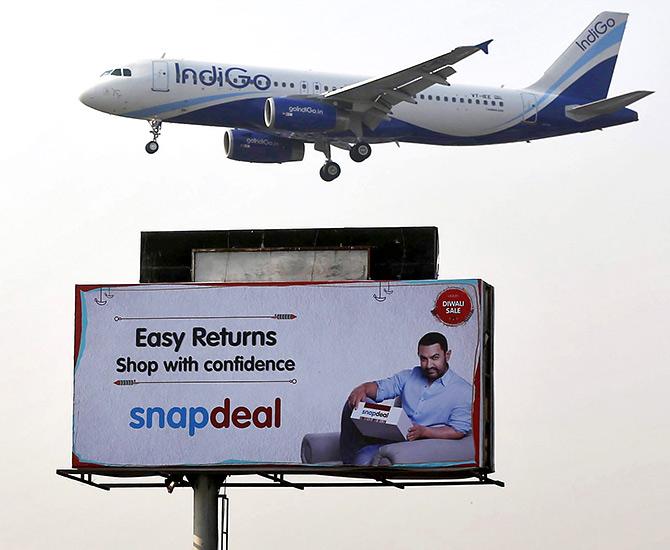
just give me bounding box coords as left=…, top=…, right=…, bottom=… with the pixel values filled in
left=79, top=84, right=111, bottom=112
left=79, top=83, right=126, bottom=114
left=79, top=86, right=96, bottom=108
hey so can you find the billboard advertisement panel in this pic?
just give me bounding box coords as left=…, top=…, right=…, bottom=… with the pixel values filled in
left=73, top=280, right=493, bottom=474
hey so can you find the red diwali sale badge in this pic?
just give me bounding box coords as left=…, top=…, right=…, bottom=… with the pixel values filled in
left=432, top=287, right=473, bottom=326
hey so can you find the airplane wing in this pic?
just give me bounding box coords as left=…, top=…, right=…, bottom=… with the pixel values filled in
left=322, top=40, right=493, bottom=132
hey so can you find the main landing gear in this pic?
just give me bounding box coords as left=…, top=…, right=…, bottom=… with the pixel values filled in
left=319, top=161, right=341, bottom=182
left=145, top=119, right=162, bottom=154
left=315, top=141, right=340, bottom=182
left=349, top=141, right=372, bottom=163
left=315, top=141, right=372, bottom=181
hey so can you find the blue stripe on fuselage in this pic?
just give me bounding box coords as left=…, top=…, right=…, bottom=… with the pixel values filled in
left=166, top=96, right=267, bottom=128
left=162, top=94, right=636, bottom=146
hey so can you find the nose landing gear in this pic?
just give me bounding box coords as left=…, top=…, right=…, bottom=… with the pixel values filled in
left=145, top=119, right=162, bottom=154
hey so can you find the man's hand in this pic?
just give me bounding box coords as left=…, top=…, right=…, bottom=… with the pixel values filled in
left=347, top=382, right=377, bottom=409
left=347, top=384, right=368, bottom=409
left=407, top=425, right=465, bottom=441
left=407, top=424, right=431, bottom=441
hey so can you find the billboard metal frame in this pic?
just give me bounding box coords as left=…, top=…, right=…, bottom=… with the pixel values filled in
left=56, top=469, right=504, bottom=491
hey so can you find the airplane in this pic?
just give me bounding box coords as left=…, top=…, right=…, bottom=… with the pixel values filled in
left=80, top=11, right=652, bottom=182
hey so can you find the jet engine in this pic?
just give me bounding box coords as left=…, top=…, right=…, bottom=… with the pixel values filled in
left=264, top=98, right=349, bottom=132
left=223, top=129, right=305, bottom=163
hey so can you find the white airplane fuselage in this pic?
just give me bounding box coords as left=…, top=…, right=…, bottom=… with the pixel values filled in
left=80, top=59, right=635, bottom=147
left=79, top=12, right=649, bottom=179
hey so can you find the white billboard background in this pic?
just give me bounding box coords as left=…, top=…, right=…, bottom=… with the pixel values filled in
left=74, top=280, right=481, bottom=466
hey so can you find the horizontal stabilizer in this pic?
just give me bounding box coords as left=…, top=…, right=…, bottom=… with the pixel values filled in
left=565, top=90, right=653, bottom=122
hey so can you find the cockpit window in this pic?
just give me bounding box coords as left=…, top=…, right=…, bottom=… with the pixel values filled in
left=100, top=67, right=132, bottom=77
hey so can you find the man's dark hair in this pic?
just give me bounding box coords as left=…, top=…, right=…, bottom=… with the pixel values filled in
left=417, top=332, right=449, bottom=352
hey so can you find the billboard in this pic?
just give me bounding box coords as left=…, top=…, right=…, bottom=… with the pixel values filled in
left=73, top=279, right=493, bottom=475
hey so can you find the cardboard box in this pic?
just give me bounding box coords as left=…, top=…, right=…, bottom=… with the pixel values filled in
left=351, top=403, right=412, bottom=441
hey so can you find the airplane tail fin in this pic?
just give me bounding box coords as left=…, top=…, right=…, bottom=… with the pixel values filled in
left=527, top=12, right=628, bottom=102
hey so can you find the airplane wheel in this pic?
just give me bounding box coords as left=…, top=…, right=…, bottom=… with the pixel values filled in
left=145, top=141, right=159, bottom=154
left=349, top=141, right=371, bottom=162
left=319, top=161, right=341, bottom=181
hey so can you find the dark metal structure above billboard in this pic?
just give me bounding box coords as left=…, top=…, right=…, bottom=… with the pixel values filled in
left=140, top=227, right=439, bottom=283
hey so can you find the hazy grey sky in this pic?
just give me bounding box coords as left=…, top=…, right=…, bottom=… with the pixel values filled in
left=1, top=1, right=668, bottom=548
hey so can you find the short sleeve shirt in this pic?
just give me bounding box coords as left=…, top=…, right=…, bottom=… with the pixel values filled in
left=375, top=367, right=472, bottom=434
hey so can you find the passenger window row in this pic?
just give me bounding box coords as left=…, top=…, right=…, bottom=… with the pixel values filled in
left=415, top=94, right=504, bottom=107
left=224, top=77, right=503, bottom=108
left=256, top=82, right=343, bottom=91
left=228, top=80, right=344, bottom=91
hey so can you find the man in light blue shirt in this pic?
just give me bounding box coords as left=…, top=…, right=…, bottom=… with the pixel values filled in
left=340, top=332, right=472, bottom=465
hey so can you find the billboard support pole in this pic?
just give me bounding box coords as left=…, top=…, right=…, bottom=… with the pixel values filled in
left=191, top=474, right=221, bottom=550
left=220, top=486, right=230, bottom=550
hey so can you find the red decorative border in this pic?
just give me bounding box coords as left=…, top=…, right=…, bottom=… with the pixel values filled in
left=72, top=452, right=107, bottom=469
left=72, top=280, right=486, bottom=470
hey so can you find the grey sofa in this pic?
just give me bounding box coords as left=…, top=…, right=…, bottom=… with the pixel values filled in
left=300, top=431, right=474, bottom=466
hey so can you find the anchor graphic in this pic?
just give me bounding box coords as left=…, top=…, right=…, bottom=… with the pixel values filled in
left=373, top=281, right=387, bottom=302
left=94, top=287, right=114, bottom=306
left=94, top=287, right=107, bottom=306
left=384, top=282, right=393, bottom=295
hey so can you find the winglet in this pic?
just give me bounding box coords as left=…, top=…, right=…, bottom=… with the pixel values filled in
left=477, top=39, right=493, bottom=54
